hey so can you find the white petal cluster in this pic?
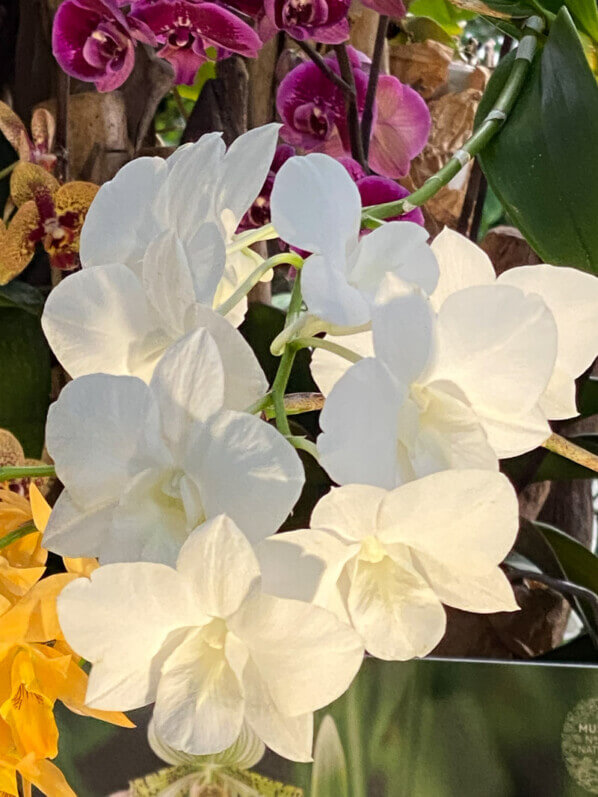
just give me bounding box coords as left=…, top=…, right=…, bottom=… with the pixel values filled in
left=57, top=516, right=364, bottom=761
left=258, top=472, right=519, bottom=660
left=45, top=139, right=598, bottom=765
left=317, top=228, right=598, bottom=486
left=42, top=125, right=280, bottom=382
left=271, top=154, right=439, bottom=328
left=44, top=327, right=303, bottom=566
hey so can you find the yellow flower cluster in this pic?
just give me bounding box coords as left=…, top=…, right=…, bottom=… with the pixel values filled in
left=0, top=474, right=133, bottom=796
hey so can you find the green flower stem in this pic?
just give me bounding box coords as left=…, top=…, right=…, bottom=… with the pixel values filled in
left=294, top=336, right=363, bottom=363
left=362, top=16, right=544, bottom=226
left=270, top=272, right=304, bottom=437
left=286, top=435, right=320, bottom=461
left=216, top=252, right=303, bottom=317
left=0, top=522, right=38, bottom=551
left=0, top=464, right=56, bottom=482
left=225, top=223, right=278, bottom=254
left=0, top=161, right=17, bottom=182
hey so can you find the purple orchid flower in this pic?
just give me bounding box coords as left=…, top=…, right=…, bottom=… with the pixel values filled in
left=238, top=143, right=295, bottom=231
left=277, top=48, right=430, bottom=179
left=337, top=156, right=425, bottom=226
left=52, top=0, right=154, bottom=92
left=277, top=53, right=368, bottom=154
left=262, top=0, right=350, bottom=43
left=356, top=174, right=425, bottom=226
left=360, top=0, right=406, bottom=18
left=130, top=0, right=262, bottom=84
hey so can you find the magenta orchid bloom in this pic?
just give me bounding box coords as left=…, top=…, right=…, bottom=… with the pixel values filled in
left=337, top=156, right=425, bottom=226
left=238, top=144, right=295, bottom=231
left=356, top=175, right=425, bottom=226
left=130, top=0, right=262, bottom=84
left=368, top=75, right=430, bottom=179
left=263, top=0, right=350, bottom=43
left=360, top=0, right=406, bottom=18
left=52, top=0, right=153, bottom=92
left=277, top=48, right=430, bottom=179
left=277, top=54, right=368, bottom=154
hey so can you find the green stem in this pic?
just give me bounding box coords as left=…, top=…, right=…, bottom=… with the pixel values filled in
left=0, top=161, right=17, bottom=182
left=0, top=464, right=55, bottom=482
left=245, top=394, right=273, bottom=415
left=226, top=223, right=278, bottom=254
left=362, top=16, right=544, bottom=226
left=270, top=272, right=304, bottom=437
left=216, top=252, right=303, bottom=317
left=286, top=435, right=320, bottom=461
left=0, top=522, right=38, bottom=551
left=294, top=336, right=363, bottom=363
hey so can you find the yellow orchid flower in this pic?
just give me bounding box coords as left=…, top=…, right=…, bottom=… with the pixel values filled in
left=0, top=482, right=133, bottom=796
left=0, top=163, right=98, bottom=284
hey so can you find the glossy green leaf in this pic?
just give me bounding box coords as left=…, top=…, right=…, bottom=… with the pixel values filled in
left=577, top=377, right=598, bottom=417
left=534, top=520, right=598, bottom=596
left=0, top=281, right=45, bottom=317
left=533, top=435, right=598, bottom=481
left=542, top=0, right=598, bottom=42
left=0, top=308, right=51, bottom=457
left=311, top=716, right=349, bottom=797
left=390, top=16, right=458, bottom=47
left=477, top=9, right=598, bottom=273
left=408, top=0, right=474, bottom=35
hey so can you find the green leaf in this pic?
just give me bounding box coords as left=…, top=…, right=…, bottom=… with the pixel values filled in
left=390, top=16, right=458, bottom=47
left=176, top=60, right=217, bottom=101
left=311, top=716, right=349, bottom=797
left=408, top=0, right=474, bottom=35
left=534, top=520, right=598, bottom=596
left=0, top=281, right=45, bottom=317
left=533, top=434, right=598, bottom=481
left=542, top=0, right=598, bottom=42
left=577, top=376, right=598, bottom=417
left=0, top=308, right=51, bottom=457
left=477, top=9, right=598, bottom=274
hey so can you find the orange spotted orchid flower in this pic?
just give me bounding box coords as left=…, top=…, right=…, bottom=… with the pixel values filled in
left=0, top=103, right=56, bottom=173
left=0, top=163, right=98, bottom=284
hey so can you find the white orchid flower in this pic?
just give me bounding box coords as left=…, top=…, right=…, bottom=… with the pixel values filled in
left=431, top=228, right=598, bottom=420
left=42, top=125, right=280, bottom=382
left=318, top=279, right=560, bottom=487
left=270, top=153, right=439, bottom=329
left=57, top=515, right=364, bottom=761
left=43, top=328, right=303, bottom=566
left=258, top=472, right=519, bottom=661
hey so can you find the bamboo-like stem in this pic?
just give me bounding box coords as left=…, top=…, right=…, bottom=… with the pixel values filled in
left=361, top=14, right=389, bottom=157
left=362, top=16, right=544, bottom=225
left=334, top=44, right=367, bottom=170
left=283, top=392, right=325, bottom=414
left=542, top=433, right=598, bottom=473
left=294, top=39, right=354, bottom=94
